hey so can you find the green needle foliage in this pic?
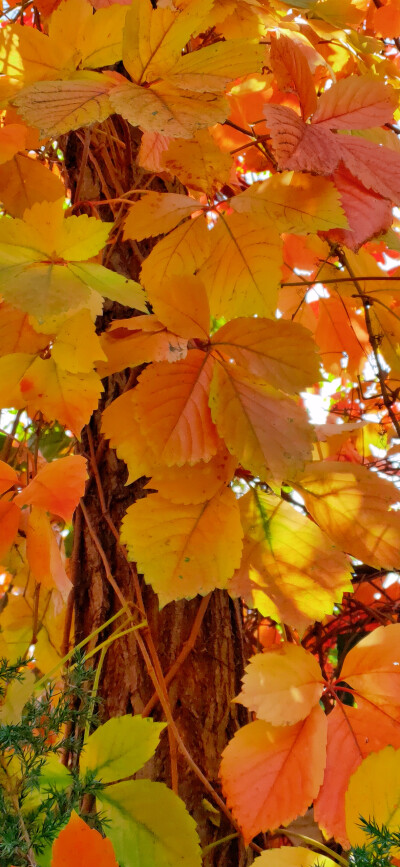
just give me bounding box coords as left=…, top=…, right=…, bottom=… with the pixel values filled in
left=0, top=654, right=105, bottom=867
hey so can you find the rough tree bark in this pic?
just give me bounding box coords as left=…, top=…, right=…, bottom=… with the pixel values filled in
left=62, top=119, right=250, bottom=866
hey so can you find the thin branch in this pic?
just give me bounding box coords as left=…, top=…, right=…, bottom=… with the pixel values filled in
left=334, top=245, right=400, bottom=438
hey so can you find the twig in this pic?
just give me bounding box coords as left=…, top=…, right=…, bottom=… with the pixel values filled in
left=334, top=245, right=400, bottom=438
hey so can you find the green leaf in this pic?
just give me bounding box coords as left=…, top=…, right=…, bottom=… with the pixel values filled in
left=80, top=715, right=166, bottom=783
left=24, top=754, right=73, bottom=811
left=68, top=263, right=148, bottom=311
left=98, top=780, right=202, bottom=867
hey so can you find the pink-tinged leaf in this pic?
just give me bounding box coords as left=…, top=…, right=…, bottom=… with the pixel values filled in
left=338, top=134, right=400, bottom=202
left=209, top=360, right=313, bottom=483
left=326, top=166, right=393, bottom=250
left=312, top=75, right=397, bottom=130
left=314, top=701, right=400, bottom=847
left=264, top=105, right=338, bottom=174
left=220, top=705, right=327, bottom=843
left=270, top=32, right=317, bottom=120
left=138, top=131, right=172, bottom=172
left=15, top=456, right=87, bottom=523
left=134, top=350, right=218, bottom=466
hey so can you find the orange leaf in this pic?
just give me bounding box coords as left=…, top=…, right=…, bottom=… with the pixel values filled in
left=15, top=456, right=87, bottom=522
left=0, top=460, right=18, bottom=496
left=121, top=487, right=243, bottom=606
left=314, top=701, right=400, bottom=847
left=51, top=811, right=118, bottom=867
left=234, top=644, right=324, bottom=726
left=340, top=624, right=400, bottom=713
left=220, top=704, right=327, bottom=843
left=134, top=350, right=218, bottom=466
left=97, top=314, right=187, bottom=377
left=26, top=507, right=72, bottom=601
left=0, top=499, right=20, bottom=560
left=0, top=154, right=65, bottom=218
left=148, top=275, right=210, bottom=340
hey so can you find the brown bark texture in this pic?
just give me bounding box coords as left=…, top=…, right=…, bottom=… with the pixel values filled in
left=62, top=119, right=250, bottom=866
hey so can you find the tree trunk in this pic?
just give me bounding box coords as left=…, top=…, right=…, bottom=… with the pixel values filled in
left=62, top=119, right=250, bottom=866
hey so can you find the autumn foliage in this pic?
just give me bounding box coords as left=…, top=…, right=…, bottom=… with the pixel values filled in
left=3, top=0, right=400, bottom=864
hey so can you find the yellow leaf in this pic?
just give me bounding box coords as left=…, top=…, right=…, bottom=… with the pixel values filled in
left=199, top=212, right=283, bottom=319
left=231, top=172, right=348, bottom=234
left=0, top=669, right=35, bottom=725
left=140, top=216, right=209, bottom=296
left=13, top=73, right=114, bottom=137
left=134, top=351, right=219, bottom=466
left=123, top=192, right=202, bottom=242
left=340, top=623, right=400, bottom=712
left=345, top=746, right=400, bottom=850
left=51, top=309, right=107, bottom=373
left=255, top=847, right=336, bottom=867
left=211, top=318, right=320, bottom=392
left=121, top=487, right=243, bottom=606
left=209, top=361, right=312, bottom=483
left=0, top=199, right=145, bottom=317
left=49, top=0, right=127, bottom=70
left=101, top=390, right=154, bottom=484
left=0, top=22, right=73, bottom=84
left=229, top=488, right=351, bottom=632
left=220, top=705, right=327, bottom=843
left=167, top=39, right=264, bottom=90
left=295, top=462, right=400, bottom=570
left=110, top=80, right=229, bottom=138
left=0, top=154, right=65, bottom=218
left=235, top=644, right=324, bottom=726
left=121, top=0, right=214, bottom=84
left=160, top=130, right=233, bottom=194
left=147, top=441, right=237, bottom=505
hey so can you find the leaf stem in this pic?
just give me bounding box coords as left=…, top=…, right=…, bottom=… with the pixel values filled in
left=276, top=829, right=348, bottom=866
